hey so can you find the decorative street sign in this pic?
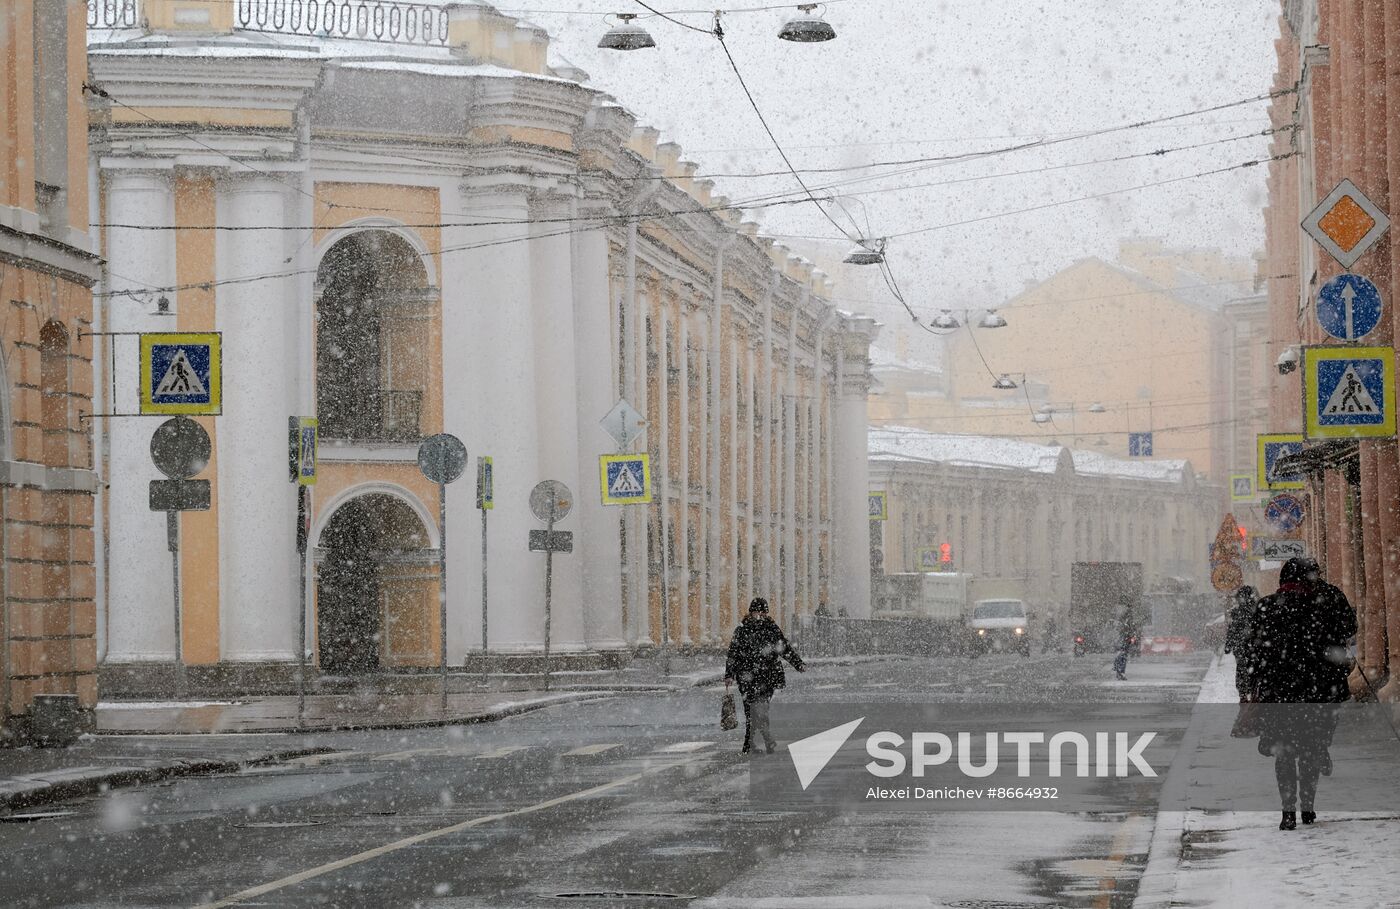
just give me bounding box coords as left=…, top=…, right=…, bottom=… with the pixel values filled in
left=417, top=433, right=468, bottom=485
left=600, top=399, right=646, bottom=450
left=1301, top=178, right=1391, bottom=269
left=1211, top=562, right=1243, bottom=592
left=1303, top=346, right=1396, bottom=440
left=1229, top=474, right=1255, bottom=503
left=1257, top=433, right=1306, bottom=491
left=599, top=453, right=652, bottom=506
left=528, top=529, right=574, bottom=553
left=1316, top=273, right=1383, bottom=341
left=1252, top=538, right=1309, bottom=561
left=868, top=491, right=888, bottom=521
left=1264, top=493, right=1306, bottom=534
left=140, top=332, right=221, bottom=415
left=288, top=417, right=317, bottom=486
left=1128, top=432, right=1153, bottom=457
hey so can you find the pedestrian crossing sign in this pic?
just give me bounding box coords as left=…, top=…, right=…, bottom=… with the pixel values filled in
left=1229, top=473, right=1255, bottom=503
left=1303, top=345, right=1395, bottom=440
left=868, top=491, right=888, bottom=521
left=599, top=453, right=652, bottom=506
left=140, top=332, right=221, bottom=415
left=917, top=547, right=938, bottom=570
left=1257, top=433, right=1305, bottom=492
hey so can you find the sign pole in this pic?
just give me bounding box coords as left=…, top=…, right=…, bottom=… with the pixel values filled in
left=439, top=481, right=449, bottom=712
left=478, top=457, right=489, bottom=686
left=167, top=510, right=184, bottom=699
left=296, top=484, right=308, bottom=728
left=543, top=506, right=554, bottom=692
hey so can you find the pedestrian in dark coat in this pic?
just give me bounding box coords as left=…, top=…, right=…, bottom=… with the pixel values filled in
left=724, top=597, right=805, bottom=754
left=1224, top=585, right=1261, bottom=701
left=1251, top=557, right=1357, bottom=830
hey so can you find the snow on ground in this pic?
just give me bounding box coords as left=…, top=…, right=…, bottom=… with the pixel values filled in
left=97, top=701, right=242, bottom=710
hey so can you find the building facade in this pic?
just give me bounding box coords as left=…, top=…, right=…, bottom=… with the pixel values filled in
left=1262, top=0, right=1400, bottom=701
left=86, top=0, right=877, bottom=692
left=870, top=426, right=1221, bottom=615
left=868, top=241, right=1255, bottom=482
left=0, top=0, right=102, bottom=741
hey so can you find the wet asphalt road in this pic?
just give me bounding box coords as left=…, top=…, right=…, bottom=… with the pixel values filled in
left=0, top=651, right=1213, bottom=908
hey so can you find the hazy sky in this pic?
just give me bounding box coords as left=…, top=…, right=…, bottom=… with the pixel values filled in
left=499, top=0, right=1281, bottom=328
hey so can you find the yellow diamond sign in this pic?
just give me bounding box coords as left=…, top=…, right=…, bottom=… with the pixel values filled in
left=1302, top=178, right=1390, bottom=269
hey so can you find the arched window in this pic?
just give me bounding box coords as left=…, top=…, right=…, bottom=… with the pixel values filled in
left=40, top=321, right=71, bottom=468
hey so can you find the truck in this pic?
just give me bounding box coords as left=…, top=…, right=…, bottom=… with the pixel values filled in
left=1068, top=561, right=1144, bottom=655
left=872, top=572, right=1031, bottom=655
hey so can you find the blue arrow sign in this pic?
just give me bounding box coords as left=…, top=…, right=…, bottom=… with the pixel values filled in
left=1316, top=273, right=1383, bottom=341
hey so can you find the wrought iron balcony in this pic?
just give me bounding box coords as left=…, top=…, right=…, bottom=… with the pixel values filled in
left=88, top=0, right=139, bottom=27
left=235, top=0, right=449, bottom=45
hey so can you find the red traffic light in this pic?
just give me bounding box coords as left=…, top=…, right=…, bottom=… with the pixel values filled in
left=939, top=542, right=953, bottom=562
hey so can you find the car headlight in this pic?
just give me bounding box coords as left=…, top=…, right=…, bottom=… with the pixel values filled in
left=1014, top=627, right=1024, bottom=635
left=977, top=629, right=986, bottom=636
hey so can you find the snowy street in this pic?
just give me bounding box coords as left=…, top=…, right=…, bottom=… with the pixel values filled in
left=2, top=653, right=1215, bottom=908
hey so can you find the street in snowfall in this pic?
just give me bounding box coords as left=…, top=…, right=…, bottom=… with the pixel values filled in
left=7, top=0, right=1400, bottom=907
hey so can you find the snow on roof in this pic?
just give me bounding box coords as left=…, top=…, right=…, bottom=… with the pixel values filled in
left=868, top=345, right=941, bottom=374
left=870, top=425, right=1193, bottom=485
left=868, top=426, right=1065, bottom=474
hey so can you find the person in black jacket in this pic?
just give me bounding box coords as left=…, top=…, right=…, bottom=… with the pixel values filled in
left=724, top=597, right=805, bottom=754
left=1251, top=558, right=1357, bottom=830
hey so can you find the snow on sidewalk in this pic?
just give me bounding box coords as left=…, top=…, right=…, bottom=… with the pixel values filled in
left=1139, top=653, right=1400, bottom=909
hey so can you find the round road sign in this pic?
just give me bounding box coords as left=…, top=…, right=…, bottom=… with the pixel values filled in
left=1211, top=562, right=1243, bottom=592
left=150, top=416, right=211, bottom=479
left=529, top=480, right=573, bottom=524
left=1316, top=273, right=1383, bottom=341
left=1264, top=494, right=1306, bottom=534
left=417, top=434, right=467, bottom=485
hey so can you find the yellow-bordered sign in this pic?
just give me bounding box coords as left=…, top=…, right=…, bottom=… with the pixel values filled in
left=1303, top=345, right=1396, bottom=440
left=1229, top=473, right=1255, bottom=503
left=140, top=332, right=222, bottom=415
left=599, top=453, right=652, bottom=505
left=868, top=491, right=888, bottom=521
left=1257, top=433, right=1305, bottom=491
left=289, top=416, right=317, bottom=485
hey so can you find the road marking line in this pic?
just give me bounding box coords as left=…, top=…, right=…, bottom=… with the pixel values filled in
left=657, top=741, right=713, bottom=753
left=371, top=748, right=450, bottom=763
left=475, top=746, right=526, bottom=759
left=282, top=751, right=360, bottom=767
left=192, top=756, right=707, bottom=909
left=563, top=743, right=621, bottom=756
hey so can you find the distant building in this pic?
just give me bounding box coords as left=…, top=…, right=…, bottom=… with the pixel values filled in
left=869, top=240, right=1256, bottom=482
left=86, top=0, right=878, bottom=694
left=0, top=1, right=101, bottom=741
left=869, top=426, right=1220, bottom=615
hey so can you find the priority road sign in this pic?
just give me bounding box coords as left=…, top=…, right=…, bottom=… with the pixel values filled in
left=1264, top=494, right=1306, bottom=534
left=868, top=491, right=888, bottom=521
left=1302, top=178, right=1391, bottom=269
left=140, top=332, right=221, bottom=415
left=600, top=400, right=646, bottom=450
left=1229, top=474, right=1255, bottom=503
left=1303, top=345, right=1396, bottom=439
left=1258, top=433, right=1305, bottom=491
left=599, top=453, right=652, bottom=506
left=1316, top=273, right=1383, bottom=341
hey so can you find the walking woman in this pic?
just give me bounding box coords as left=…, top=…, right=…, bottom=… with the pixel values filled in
left=724, top=598, right=805, bottom=754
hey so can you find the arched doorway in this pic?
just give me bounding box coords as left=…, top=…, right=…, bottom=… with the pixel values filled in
left=316, top=493, right=435, bottom=674
left=315, top=229, right=433, bottom=443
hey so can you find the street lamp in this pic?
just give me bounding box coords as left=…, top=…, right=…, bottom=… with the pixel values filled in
left=978, top=309, right=1008, bottom=329
left=931, top=310, right=961, bottom=329
left=778, top=4, right=837, bottom=42
left=992, top=374, right=1018, bottom=390
left=1088, top=402, right=1106, bottom=413
left=598, top=13, right=656, bottom=51
left=1032, top=413, right=1052, bottom=424
left=843, top=239, right=884, bottom=265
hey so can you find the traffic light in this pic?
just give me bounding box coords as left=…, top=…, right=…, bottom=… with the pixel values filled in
left=939, top=542, right=953, bottom=563
left=1237, top=524, right=1248, bottom=556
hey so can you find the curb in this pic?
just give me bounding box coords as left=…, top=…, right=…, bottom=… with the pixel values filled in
left=97, top=691, right=617, bottom=736
left=0, top=746, right=334, bottom=813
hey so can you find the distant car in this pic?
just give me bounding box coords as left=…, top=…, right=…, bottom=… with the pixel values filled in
left=967, top=599, right=1031, bottom=656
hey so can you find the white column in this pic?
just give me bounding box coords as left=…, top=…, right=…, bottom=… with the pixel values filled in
left=216, top=175, right=299, bottom=661
left=571, top=203, right=624, bottom=650
left=676, top=310, right=691, bottom=645
left=833, top=337, right=872, bottom=619
left=632, top=284, right=651, bottom=645
left=808, top=332, right=823, bottom=612
left=724, top=309, right=739, bottom=642
left=104, top=168, right=177, bottom=662
left=707, top=242, right=726, bottom=640
left=655, top=301, right=672, bottom=647
left=744, top=339, right=757, bottom=619
left=529, top=192, right=585, bottom=652
left=445, top=183, right=538, bottom=652
left=783, top=312, right=799, bottom=624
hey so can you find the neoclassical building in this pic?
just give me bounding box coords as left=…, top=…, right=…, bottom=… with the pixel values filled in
left=86, top=0, right=876, bottom=691
left=870, top=426, right=1221, bottom=613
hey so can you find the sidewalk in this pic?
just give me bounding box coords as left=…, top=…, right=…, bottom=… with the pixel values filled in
left=1136, top=654, right=1400, bottom=907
